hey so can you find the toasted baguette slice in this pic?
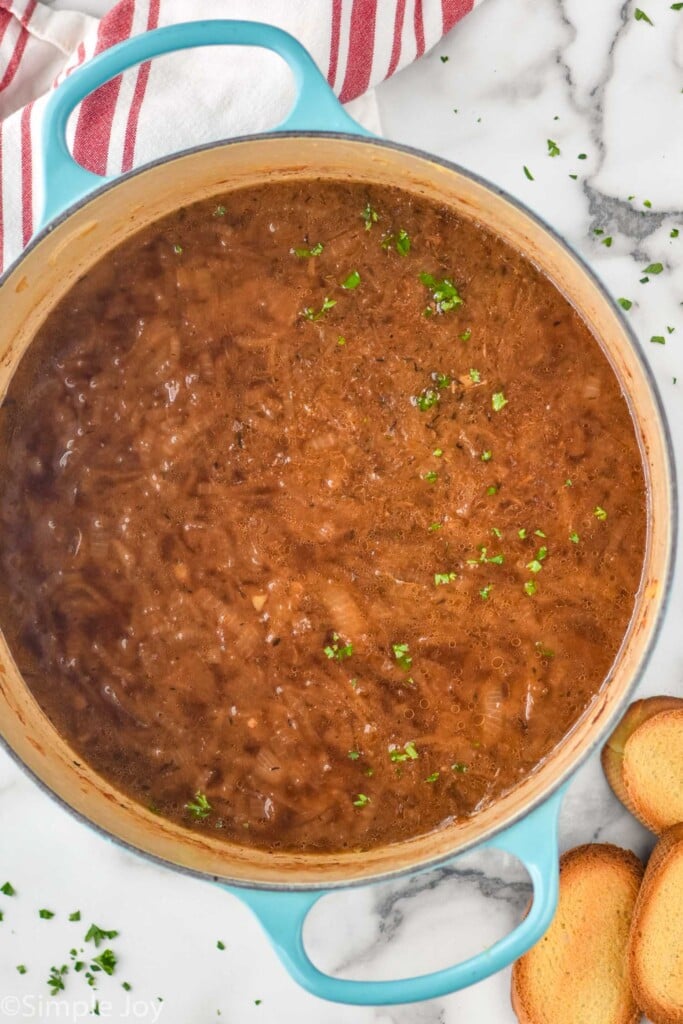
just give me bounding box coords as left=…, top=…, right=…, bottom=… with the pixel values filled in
left=602, top=697, right=683, bottom=834
left=628, top=823, right=683, bottom=1024
left=511, top=844, right=644, bottom=1024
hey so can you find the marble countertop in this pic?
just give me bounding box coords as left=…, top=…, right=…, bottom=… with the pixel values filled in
left=1, top=1, right=681, bottom=1021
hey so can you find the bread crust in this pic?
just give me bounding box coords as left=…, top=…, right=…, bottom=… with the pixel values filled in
left=511, top=844, right=644, bottom=1024
left=628, top=823, right=683, bottom=1024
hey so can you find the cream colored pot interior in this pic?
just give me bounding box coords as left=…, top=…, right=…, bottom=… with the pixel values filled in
left=0, top=137, right=673, bottom=886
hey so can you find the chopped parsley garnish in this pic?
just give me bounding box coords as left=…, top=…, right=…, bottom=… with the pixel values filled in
left=440, top=54, right=449, bottom=62
left=469, top=367, right=481, bottom=382
left=92, top=949, right=117, bottom=976
left=523, top=166, right=534, bottom=181
left=527, top=560, right=543, bottom=574
left=337, top=336, right=346, bottom=346
left=16, top=965, right=27, bottom=974
left=565, top=478, right=573, bottom=487
left=642, top=262, right=663, bottom=274
left=425, top=772, right=440, bottom=783
left=673, top=3, right=683, bottom=9
left=341, top=270, right=361, bottom=290
left=594, top=228, right=604, bottom=236
left=433, top=372, right=451, bottom=389
left=594, top=505, right=608, bottom=521
left=390, top=741, right=419, bottom=763
left=48, top=965, right=68, bottom=995
left=668, top=326, right=676, bottom=334
left=492, top=527, right=502, bottom=539
left=423, top=471, right=438, bottom=483
left=302, top=297, right=336, bottom=321
left=635, top=9, right=654, bottom=25
left=547, top=139, right=560, bottom=157
left=537, top=545, right=548, bottom=560
left=84, top=924, right=119, bottom=948
left=419, top=272, right=463, bottom=314
left=122, top=982, right=132, bottom=991
left=524, top=580, right=537, bottom=596
left=534, top=529, right=546, bottom=538
left=428, top=521, right=443, bottom=532
left=481, top=449, right=492, bottom=461
left=172, top=244, right=183, bottom=255
left=382, top=229, right=411, bottom=256
left=536, top=642, right=555, bottom=658
left=185, top=791, right=212, bottom=819
left=618, top=298, right=633, bottom=310
left=651, top=335, right=666, bottom=345
left=213, top=205, right=226, bottom=217
left=69, top=911, right=81, bottom=921
left=217, top=940, right=226, bottom=950
left=479, top=584, right=493, bottom=600
left=433, top=448, right=443, bottom=457
left=294, top=241, right=324, bottom=258
left=39, top=909, right=55, bottom=919
left=602, top=236, right=613, bottom=247
left=353, top=793, right=370, bottom=808
left=324, top=632, right=354, bottom=661
left=569, top=531, right=580, bottom=544
left=492, top=391, right=508, bottom=412
left=569, top=174, right=578, bottom=180
left=671, top=228, right=680, bottom=238
left=392, top=642, right=412, bottom=671
left=451, top=762, right=468, bottom=773
left=486, top=484, right=498, bottom=495
left=361, top=204, right=379, bottom=230
left=459, top=328, right=472, bottom=341
left=416, top=388, right=440, bottom=411
left=518, top=528, right=527, bottom=539
left=640, top=277, right=650, bottom=284
left=469, top=546, right=504, bottom=566
left=578, top=153, right=587, bottom=160
left=434, top=572, right=457, bottom=586
left=1, top=881, right=16, bottom=896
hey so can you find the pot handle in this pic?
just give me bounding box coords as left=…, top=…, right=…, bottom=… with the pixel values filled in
left=221, top=785, right=566, bottom=1006
left=40, top=20, right=370, bottom=226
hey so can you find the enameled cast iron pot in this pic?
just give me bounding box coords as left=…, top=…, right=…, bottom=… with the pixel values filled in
left=0, top=21, right=676, bottom=1006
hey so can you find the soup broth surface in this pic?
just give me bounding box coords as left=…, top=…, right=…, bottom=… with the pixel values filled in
left=0, top=181, right=646, bottom=852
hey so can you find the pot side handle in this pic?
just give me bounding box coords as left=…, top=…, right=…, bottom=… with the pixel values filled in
left=40, top=19, right=371, bottom=228
left=220, top=785, right=566, bottom=1007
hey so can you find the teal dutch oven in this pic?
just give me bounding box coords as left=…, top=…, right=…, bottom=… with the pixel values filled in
left=0, top=20, right=675, bottom=1007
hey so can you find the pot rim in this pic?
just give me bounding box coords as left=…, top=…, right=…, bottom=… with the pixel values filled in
left=0, top=130, right=677, bottom=892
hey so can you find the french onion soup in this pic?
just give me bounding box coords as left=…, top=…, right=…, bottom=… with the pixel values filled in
left=0, top=182, right=646, bottom=853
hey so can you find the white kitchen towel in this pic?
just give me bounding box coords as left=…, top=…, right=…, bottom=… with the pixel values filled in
left=0, top=0, right=481, bottom=271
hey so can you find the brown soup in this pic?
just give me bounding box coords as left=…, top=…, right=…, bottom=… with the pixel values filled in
left=0, top=181, right=646, bottom=853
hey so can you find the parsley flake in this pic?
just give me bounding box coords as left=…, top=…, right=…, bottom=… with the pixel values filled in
left=302, top=297, right=336, bottom=321
left=469, top=367, right=481, bottom=383
left=92, top=949, right=117, bottom=976
left=428, top=521, right=443, bottom=532
left=423, top=471, right=438, bottom=483
left=324, top=632, right=353, bottom=661
left=459, top=328, right=472, bottom=341
left=492, top=391, right=508, bottom=412
left=353, top=793, right=370, bottom=808
left=16, top=965, right=27, bottom=974
left=348, top=750, right=360, bottom=760
left=602, top=236, right=613, bottom=247
left=486, top=484, right=498, bottom=496
left=479, top=584, right=493, bottom=600
left=390, top=741, right=419, bottom=763
left=527, top=560, right=543, bottom=574
left=382, top=229, right=411, bottom=256
left=618, top=298, right=633, bottom=310
left=642, top=262, right=663, bottom=275
left=39, top=909, right=55, bottom=920
left=594, top=505, right=608, bottom=521
left=523, top=166, right=534, bottom=181
left=213, top=205, right=226, bottom=217
left=1, top=882, right=16, bottom=896
left=185, top=791, right=212, bottom=819
left=294, top=241, right=324, bottom=259
left=84, top=924, right=119, bottom=948
left=48, top=965, right=68, bottom=995
left=415, top=388, right=440, bottom=411
left=172, top=244, right=183, bottom=255
left=518, top=528, right=527, bottom=539
left=217, top=940, right=226, bottom=950
left=671, top=228, right=680, bottom=238
left=451, top=762, right=469, bottom=773
left=433, top=448, right=443, bottom=457
left=69, top=911, right=81, bottom=922
left=524, top=580, right=537, bottom=596
left=361, top=204, right=379, bottom=230
left=419, top=272, right=463, bottom=314
left=481, top=449, right=492, bottom=462
left=651, top=335, right=666, bottom=345
left=341, top=270, right=361, bottom=290
left=634, top=7, right=653, bottom=21
left=425, top=772, right=440, bottom=783
left=547, top=139, right=560, bottom=157
left=434, top=572, right=458, bottom=586
left=392, top=643, right=412, bottom=671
